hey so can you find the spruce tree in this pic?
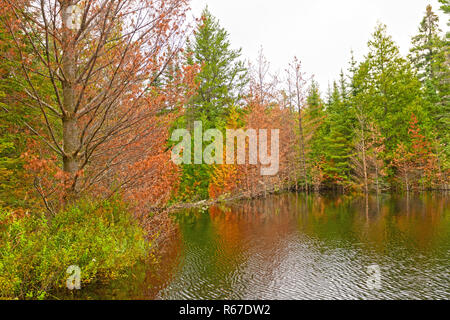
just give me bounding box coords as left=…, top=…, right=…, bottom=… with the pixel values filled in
left=363, top=24, right=426, bottom=154
left=304, top=80, right=326, bottom=189
left=410, top=5, right=449, bottom=159
left=410, top=5, right=444, bottom=84
left=176, top=8, right=248, bottom=200
left=185, top=7, right=247, bottom=129
left=321, top=82, right=354, bottom=188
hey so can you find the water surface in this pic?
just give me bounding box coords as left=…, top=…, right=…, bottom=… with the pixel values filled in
left=78, top=193, right=449, bottom=300
left=157, top=193, right=449, bottom=300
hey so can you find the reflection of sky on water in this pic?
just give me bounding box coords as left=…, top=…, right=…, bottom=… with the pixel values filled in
left=159, top=193, right=450, bottom=300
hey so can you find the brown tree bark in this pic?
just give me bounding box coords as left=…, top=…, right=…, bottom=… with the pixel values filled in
left=287, top=57, right=308, bottom=192
left=61, top=1, right=81, bottom=199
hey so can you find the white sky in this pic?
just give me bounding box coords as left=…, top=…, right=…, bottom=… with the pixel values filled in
left=189, top=0, right=448, bottom=94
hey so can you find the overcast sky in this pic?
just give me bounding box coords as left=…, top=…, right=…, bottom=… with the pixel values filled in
left=189, top=0, right=448, bottom=94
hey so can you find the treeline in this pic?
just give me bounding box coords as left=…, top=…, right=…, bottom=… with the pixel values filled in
left=305, top=5, right=449, bottom=193
left=0, top=2, right=449, bottom=212
left=175, top=4, right=449, bottom=200
left=1, top=2, right=449, bottom=214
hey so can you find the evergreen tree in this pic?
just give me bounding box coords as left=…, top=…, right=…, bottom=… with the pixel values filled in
left=410, top=5, right=450, bottom=159
left=350, top=59, right=385, bottom=192
left=339, top=70, right=348, bottom=101
left=348, top=51, right=359, bottom=97
left=304, top=80, right=326, bottom=189
left=175, top=8, right=248, bottom=200
left=410, top=5, right=444, bottom=84
left=321, top=82, right=354, bottom=187
left=185, top=7, right=248, bottom=129
left=362, top=24, right=427, bottom=155
left=305, top=80, right=323, bottom=117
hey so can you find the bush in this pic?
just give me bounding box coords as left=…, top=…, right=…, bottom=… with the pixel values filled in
left=0, top=198, right=150, bottom=299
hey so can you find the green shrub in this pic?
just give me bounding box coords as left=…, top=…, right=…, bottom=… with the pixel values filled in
left=0, top=198, right=150, bottom=299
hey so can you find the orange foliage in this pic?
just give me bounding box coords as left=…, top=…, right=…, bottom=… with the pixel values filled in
left=2, top=0, right=199, bottom=213
left=393, top=114, right=442, bottom=191
left=236, top=102, right=297, bottom=198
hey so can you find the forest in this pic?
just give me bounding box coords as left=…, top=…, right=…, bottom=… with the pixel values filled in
left=0, top=0, right=448, bottom=299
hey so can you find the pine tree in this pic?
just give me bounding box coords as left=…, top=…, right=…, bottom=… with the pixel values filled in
left=304, top=80, right=326, bottom=190
left=339, top=70, right=348, bottom=101
left=348, top=51, right=359, bottom=97
left=410, top=5, right=444, bottom=84
left=176, top=8, right=248, bottom=200
left=185, top=7, right=248, bottom=129
left=362, top=24, right=427, bottom=156
left=321, top=82, right=354, bottom=188
left=410, top=5, right=450, bottom=160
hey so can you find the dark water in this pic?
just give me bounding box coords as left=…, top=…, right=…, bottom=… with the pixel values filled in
left=156, top=193, right=449, bottom=300
left=79, top=193, right=449, bottom=300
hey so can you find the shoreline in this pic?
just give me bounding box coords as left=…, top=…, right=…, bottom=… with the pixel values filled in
left=158, top=187, right=450, bottom=214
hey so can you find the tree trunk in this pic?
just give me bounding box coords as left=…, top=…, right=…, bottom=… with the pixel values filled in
left=365, top=193, right=369, bottom=221
left=61, top=2, right=80, bottom=201
left=405, top=172, right=410, bottom=193
left=298, top=107, right=308, bottom=193
left=375, top=163, right=380, bottom=194
left=361, top=131, right=369, bottom=194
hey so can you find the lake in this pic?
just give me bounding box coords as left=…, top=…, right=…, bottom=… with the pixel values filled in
left=81, top=193, right=450, bottom=300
